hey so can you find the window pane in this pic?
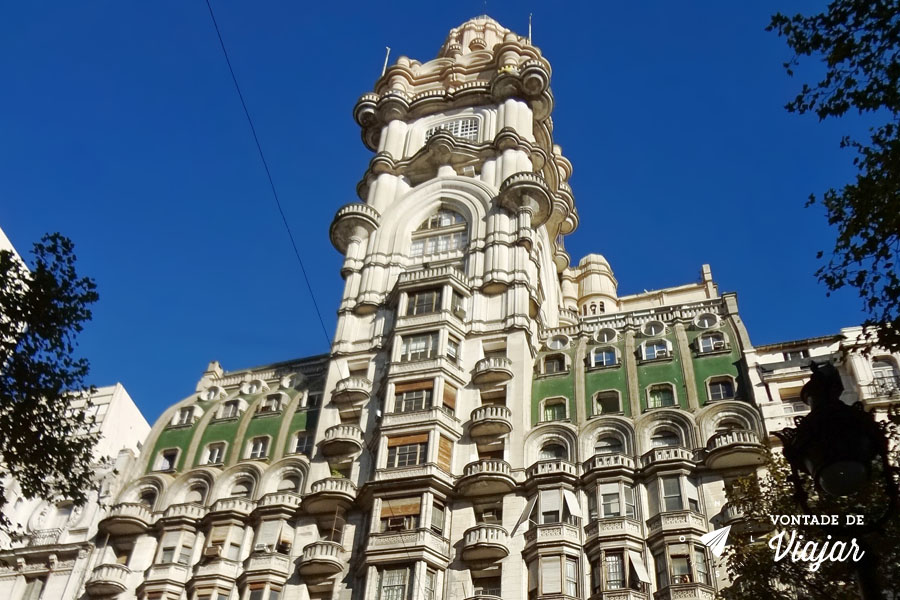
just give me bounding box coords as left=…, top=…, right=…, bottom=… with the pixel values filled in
left=695, top=547, right=710, bottom=584
left=605, top=552, right=625, bottom=589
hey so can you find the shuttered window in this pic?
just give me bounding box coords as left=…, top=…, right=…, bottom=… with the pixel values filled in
left=380, top=497, right=421, bottom=532
left=387, top=434, right=428, bottom=468
left=542, top=556, right=562, bottom=594
left=437, top=436, right=453, bottom=472
left=442, top=384, right=457, bottom=413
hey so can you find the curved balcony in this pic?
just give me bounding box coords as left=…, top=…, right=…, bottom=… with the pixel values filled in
left=640, top=446, right=697, bottom=474
left=584, top=517, right=643, bottom=548
left=245, top=551, right=292, bottom=577
left=471, top=357, right=514, bottom=386
left=208, top=496, right=255, bottom=519
left=303, top=477, right=356, bottom=514
left=461, top=524, right=510, bottom=563
left=99, top=502, right=153, bottom=535
left=320, top=424, right=364, bottom=457
left=582, top=453, right=637, bottom=481
left=646, top=510, right=707, bottom=538
left=469, top=405, right=512, bottom=438
left=705, top=429, right=766, bottom=470
left=329, top=203, right=380, bottom=254
left=297, top=541, right=343, bottom=578
left=463, top=596, right=502, bottom=600
left=525, top=459, right=578, bottom=487
left=85, top=564, right=130, bottom=597
left=456, top=460, right=516, bottom=497
left=331, top=376, right=371, bottom=418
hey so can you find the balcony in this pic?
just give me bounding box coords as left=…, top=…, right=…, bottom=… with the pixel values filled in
left=464, top=596, right=502, bottom=600
left=640, top=447, right=697, bottom=473
left=471, top=357, right=514, bottom=386
left=592, top=591, right=649, bottom=600
left=144, top=562, right=191, bottom=586
left=331, top=376, right=371, bottom=417
left=24, top=528, right=62, bottom=546
left=100, top=503, right=153, bottom=535
left=303, top=477, right=356, bottom=514
left=257, top=492, right=303, bottom=514
left=366, top=528, right=450, bottom=560
left=192, top=557, right=242, bottom=581
left=525, top=459, right=578, bottom=486
left=244, top=551, right=292, bottom=577
left=582, top=453, right=637, bottom=481
left=865, top=375, right=900, bottom=402
left=207, top=496, right=255, bottom=519
left=456, top=460, right=516, bottom=497
left=584, top=517, right=643, bottom=548
left=654, top=583, right=716, bottom=600
left=372, top=463, right=455, bottom=490
left=85, top=564, right=130, bottom=596
left=461, top=524, right=509, bottom=563
left=158, top=502, right=207, bottom=526
left=704, top=429, right=766, bottom=469
left=469, top=405, right=512, bottom=438
left=523, top=522, right=581, bottom=549
left=297, top=541, right=344, bottom=577
left=320, top=424, right=364, bottom=457
left=382, top=406, right=461, bottom=434
left=646, top=510, right=707, bottom=538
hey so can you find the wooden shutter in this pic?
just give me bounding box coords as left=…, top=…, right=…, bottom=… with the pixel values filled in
left=388, top=433, right=429, bottom=447
left=437, top=436, right=453, bottom=471
left=394, top=380, right=434, bottom=393
left=209, top=525, right=228, bottom=544
left=381, top=497, right=421, bottom=518
left=542, top=556, right=562, bottom=594
left=443, top=384, right=457, bottom=409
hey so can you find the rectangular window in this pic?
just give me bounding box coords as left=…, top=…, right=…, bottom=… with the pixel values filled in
left=400, top=332, right=439, bottom=362
left=671, top=555, right=692, bottom=584
left=386, top=434, right=428, bottom=468
left=654, top=550, right=668, bottom=590
left=424, top=569, right=437, bottom=600
left=294, top=433, right=313, bottom=456
left=158, top=450, right=177, bottom=471
left=160, top=546, right=175, bottom=563
left=662, top=476, right=683, bottom=512
left=601, top=492, right=621, bottom=517
left=176, top=407, right=193, bottom=425
left=379, top=567, right=410, bottom=600
left=541, top=556, right=562, bottom=594
left=394, top=380, right=433, bottom=412
left=645, top=341, right=668, bottom=360
left=22, top=578, right=46, bottom=600
left=177, top=544, right=193, bottom=565
left=306, top=392, right=323, bottom=409
left=407, top=289, right=442, bottom=316
left=222, top=401, right=240, bottom=418
left=227, top=542, right=241, bottom=561
left=543, top=400, right=567, bottom=422
left=783, top=349, right=810, bottom=361
left=544, top=356, right=565, bottom=374
left=207, top=443, right=225, bottom=464
left=565, top=558, right=578, bottom=596
left=604, top=551, right=625, bottom=589
left=624, top=485, right=636, bottom=518
left=380, top=497, right=420, bottom=532
left=431, top=502, right=445, bottom=533
left=596, top=391, right=620, bottom=414
left=250, top=437, right=269, bottom=459
left=587, top=490, right=598, bottom=521
left=474, top=576, right=501, bottom=596
left=451, top=290, right=466, bottom=317
left=446, top=337, right=460, bottom=363
left=694, top=546, right=710, bottom=585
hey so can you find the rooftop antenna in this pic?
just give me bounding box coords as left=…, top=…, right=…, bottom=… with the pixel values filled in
left=528, top=13, right=533, bottom=43
left=381, top=46, right=391, bottom=77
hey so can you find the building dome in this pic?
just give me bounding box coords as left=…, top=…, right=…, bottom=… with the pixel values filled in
left=438, top=14, right=523, bottom=57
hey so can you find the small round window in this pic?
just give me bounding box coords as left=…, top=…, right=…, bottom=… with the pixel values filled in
left=643, top=321, right=665, bottom=336
left=596, top=327, right=617, bottom=343
left=547, top=335, right=569, bottom=350
left=696, top=313, right=718, bottom=329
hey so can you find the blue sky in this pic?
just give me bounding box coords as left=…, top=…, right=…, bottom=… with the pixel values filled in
left=0, top=1, right=867, bottom=422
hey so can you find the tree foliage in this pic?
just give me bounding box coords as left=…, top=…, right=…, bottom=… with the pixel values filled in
left=769, top=1, right=900, bottom=351
left=0, top=233, right=100, bottom=532
left=719, top=423, right=900, bottom=599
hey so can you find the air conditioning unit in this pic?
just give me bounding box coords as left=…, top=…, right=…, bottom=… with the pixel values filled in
left=655, top=350, right=668, bottom=358
left=713, top=341, right=726, bottom=350
left=253, top=543, right=272, bottom=553
left=453, top=308, right=466, bottom=319
left=203, top=545, right=223, bottom=557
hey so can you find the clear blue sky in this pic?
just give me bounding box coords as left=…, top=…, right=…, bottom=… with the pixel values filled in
left=0, top=1, right=867, bottom=422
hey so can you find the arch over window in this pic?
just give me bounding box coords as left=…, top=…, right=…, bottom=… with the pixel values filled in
left=594, top=436, right=624, bottom=455
left=594, top=391, right=621, bottom=415
left=643, top=320, right=665, bottom=336
left=647, top=384, right=676, bottom=409
left=547, top=335, right=569, bottom=350
left=410, top=208, right=468, bottom=258
left=596, top=328, right=617, bottom=343
left=139, top=489, right=158, bottom=508
left=714, top=419, right=744, bottom=435
left=695, top=313, right=718, bottom=329
left=650, top=429, right=681, bottom=448
left=539, top=443, right=569, bottom=461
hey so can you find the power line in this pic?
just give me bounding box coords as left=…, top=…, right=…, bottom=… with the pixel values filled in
left=203, top=0, right=332, bottom=351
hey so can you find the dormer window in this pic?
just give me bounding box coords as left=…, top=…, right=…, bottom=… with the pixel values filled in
left=220, top=400, right=241, bottom=419
left=248, top=437, right=269, bottom=460
left=175, top=407, right=194, bottom=426
left=594, top=391, right=621, bottom=415
left=156, top=449, right=178, bottom=472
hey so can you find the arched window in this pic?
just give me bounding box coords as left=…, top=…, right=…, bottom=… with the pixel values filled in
left=696, top=313, right=718, bottom=328
left=139, top=489, right=157, bottom=508
left=539, top=443, right=568, bottom=460
left=409, top=209, right=468, bottom=258
left=708, top=377, right=735, bottom=401
left=651, top=429, right=681, bottom=448
left=278, top=475, right=301, bottom=493
left=714, top=419, right=744, bottom=435
left=648, top=384, right=676, bottom=409
left=185, top=485, right=207, bottom=504
left=594, top=391, right=621, bottom=415
left=643, top=321, right=665, bottom=336
left=231, top=479, right=253, bottom=498
left=698, top=332, right=727, bottom=353
left=594, top=436, right=623, bottom=455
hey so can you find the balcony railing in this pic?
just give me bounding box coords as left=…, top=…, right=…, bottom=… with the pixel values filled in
left=457, top=459, right=516, bottom=496
left=523, top=522, right=581, bottom=547
left=472, top=357, right=514, bottom=385
left=526, top=459, right=578, bottom=479
left=367, top=528, right=450, bottom=558
left=707, top=429, right=760, bottom=450
left=582, top=453, right=637, bottom=476
left=304, top=477, right=356, bottom=514
left=85, top=563, right=130, bottom=596
left=208, top=496, right=255, bottom=516
left=469, top=405, right=512, bottom=438
left=646, top=510, right=707, bottom=537
left=245, top=551, right=292, bottom=577
left=640, top=446, right=697, bottom=469
left=297, top=540, right=343, bottom=577
left=26, top=528, right=61, bottom=546
left=865, top=375, right=900, bottom=399
left=320, top=424, right=364, bottom=456
left=584, top=517, right=643, bottom=543
left=461, top=524, right=510, bottom=562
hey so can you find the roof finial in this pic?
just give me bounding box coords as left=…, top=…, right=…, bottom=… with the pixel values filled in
left=381, top=46, right=391, bottom=77
left=528, top=13, right=533, bottom=44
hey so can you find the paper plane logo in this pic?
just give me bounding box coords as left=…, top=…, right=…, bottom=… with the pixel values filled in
left=700, top=525, right=731, bottom=558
